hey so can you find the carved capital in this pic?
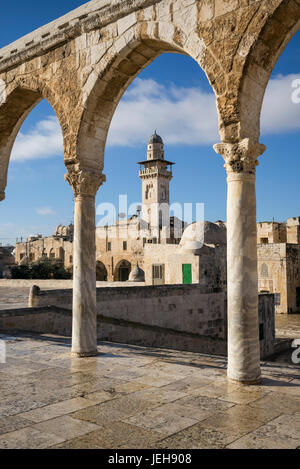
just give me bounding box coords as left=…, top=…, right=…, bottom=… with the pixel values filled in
left=214, top=138, right=266, bottom=175
left=65, top=166, right=106, bottom=198
left=0, top=191, right=5, bottom=202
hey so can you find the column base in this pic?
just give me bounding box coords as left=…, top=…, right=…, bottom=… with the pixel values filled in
left=71, top=350, right=98, bottom=358
left=228, top=376, right=262, bottom=386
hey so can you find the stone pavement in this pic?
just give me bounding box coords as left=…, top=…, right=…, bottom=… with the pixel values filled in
left=0, top=332, right=299, bottom=449
left=276, top=315, right=300, bottom=340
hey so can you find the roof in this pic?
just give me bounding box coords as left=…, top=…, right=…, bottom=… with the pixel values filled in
left=148, top=131, right=163, bottom=144
left=137, top=159, right=175, bottom=166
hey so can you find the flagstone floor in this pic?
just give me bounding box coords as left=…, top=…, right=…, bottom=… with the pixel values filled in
left=0, top=332, right=299, bottom=449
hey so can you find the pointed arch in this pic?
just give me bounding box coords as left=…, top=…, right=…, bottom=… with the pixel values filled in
left=236, top=1, right=300, bottom=142
left=0, top=79, right=71, bottom=198
left=75, top=20, right=225, bottom=170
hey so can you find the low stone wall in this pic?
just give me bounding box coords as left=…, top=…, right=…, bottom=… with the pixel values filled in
left=0, top=284, right=280, bottom=358
left=28, top=284, right=226, bottom=337
left=0, top=307, right=72, bottom=337
left=0, top=279, right=145, bottom=289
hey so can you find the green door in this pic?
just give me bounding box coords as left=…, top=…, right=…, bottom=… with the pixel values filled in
left=182, top=264, right=192, bottom=284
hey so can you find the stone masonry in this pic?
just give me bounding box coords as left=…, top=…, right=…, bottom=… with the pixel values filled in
left=1, top=0, right=299, bottom=383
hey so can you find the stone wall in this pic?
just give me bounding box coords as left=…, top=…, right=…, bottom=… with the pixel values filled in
left=258, top=243, right=300, bottom=315
left=0, top=284, right=276, bottom=358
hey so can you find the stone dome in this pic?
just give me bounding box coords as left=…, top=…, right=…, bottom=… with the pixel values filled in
left=179, top=221, right=226, bottom=253
left=148, top=131, right=163, bottom=145
left=128, top=263, right=145, bottom=282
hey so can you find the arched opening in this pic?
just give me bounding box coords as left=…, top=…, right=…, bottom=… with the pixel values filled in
left=239, top=4, right=300, bottom=142
left=261, top=264, right=269, bottom=278
left=239, top=7, right=300, bottom=323
left=77, top=27, right=222, bottom=168
left=86, top=30, right=223, bottom=292
left=96, top=261, right=108, bottom=282
left=114, top=260, right=131, bottom=282
left=256, top=24, right=300, bottom=317
left=0, top=90, right=73, bottom=276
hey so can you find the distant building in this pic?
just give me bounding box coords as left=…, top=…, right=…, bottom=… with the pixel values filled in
left=12, top=133, right=300, bottom=316
left=0, top=246, right=16, bottom=278
left=15, top=224, right=74, bottom=271
left=257, top=217, right=300, bottom=314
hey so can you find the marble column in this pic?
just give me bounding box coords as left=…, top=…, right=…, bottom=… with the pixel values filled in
left=65, top=166, right=106, bottom=357
left=214, top=138, right=266, bottom=384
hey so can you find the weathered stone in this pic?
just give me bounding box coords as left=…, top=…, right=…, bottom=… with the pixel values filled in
left=0, top=0, right=298, bottom=383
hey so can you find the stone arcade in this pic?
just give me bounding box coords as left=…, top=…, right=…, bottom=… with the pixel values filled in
left=0, top=0, right=297, bottom=384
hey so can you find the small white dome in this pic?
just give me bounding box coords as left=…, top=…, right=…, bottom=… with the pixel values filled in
left=179, top=221, right=226, bottom=253
left=128, top=263, right=145, bottom=282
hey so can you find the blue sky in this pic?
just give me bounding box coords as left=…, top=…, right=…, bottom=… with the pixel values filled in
left=1, top=1, right=300, bottom=244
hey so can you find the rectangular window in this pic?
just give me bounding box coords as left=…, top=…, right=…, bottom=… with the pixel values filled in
left=123, top=241, right=127, bottom=251
left=260, top=238, right=269, bottom=244
left=274, top=293, right=281, bottom=306
left=152, top=264, right=165, bottom=285
left=107, top=242, right=112, bottom=252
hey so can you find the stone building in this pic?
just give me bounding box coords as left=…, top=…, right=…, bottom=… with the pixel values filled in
left=0, top=246, right=16, bottom=278
left=15, top=224, right=74, bottom=270
left=95, top=132, right=227, bottom=286
left=2, top=0, right=298, bottom=382
left=257, top=218, right=300, bottom=314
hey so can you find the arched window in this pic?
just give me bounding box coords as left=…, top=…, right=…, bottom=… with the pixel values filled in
left=261, top=264, right=269, bottom=278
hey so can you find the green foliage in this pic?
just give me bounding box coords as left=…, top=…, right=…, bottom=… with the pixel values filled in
left=11, top=258, right=72, bottom=280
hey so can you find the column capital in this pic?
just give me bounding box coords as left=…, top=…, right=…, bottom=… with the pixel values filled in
left=0, top=191, right=5, bottom=202
left=214, top=138, right=266, bottom=175
left=65, top=165, right=106, bottom=198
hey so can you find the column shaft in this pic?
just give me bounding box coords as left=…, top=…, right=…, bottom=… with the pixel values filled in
left=72, top=194, right=97, bottom=357
left=227, top=172, right=261, bottom=383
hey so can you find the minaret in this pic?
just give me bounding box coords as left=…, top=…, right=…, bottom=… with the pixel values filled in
left=138, top=132, right=174, bottom=241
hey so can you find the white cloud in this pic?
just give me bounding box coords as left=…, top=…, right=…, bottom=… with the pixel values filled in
left=9, top=75, right=300, bottom=161
left=11, top=116, right=63, bottom=161
left=107, top=78, right=219, bottom=146
left=36, top=207, right=56, bottom=216
left=261, top=73, right=300, bottom=135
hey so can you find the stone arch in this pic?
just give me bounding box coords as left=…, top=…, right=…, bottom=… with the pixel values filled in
left=114, top=260, right=131, bottom=282
left=0, top=79, right=71, bottom=199
left=75, top=20, right=225, bottom=168
left=96, top=261, right=108, bottom=282
left=236, top=1, right=300, bottom=142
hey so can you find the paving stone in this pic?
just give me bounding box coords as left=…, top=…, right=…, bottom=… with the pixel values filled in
left=51, top=422, right=164, bottom=449
left=0, top=415, right=32, bottom=435
left=154, top=423, right=234, bottom=449
left=18, top=397, right=96, bottom=423
left=0, top=333, right=299, bottom=449
left=124, top=408, right=198, bottom=436
left=0, top=427, right=65, bottom=449
left=33, top=416, right=101, bottom=441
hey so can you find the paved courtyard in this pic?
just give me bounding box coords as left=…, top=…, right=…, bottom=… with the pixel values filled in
left=0, top=332, right=299, bottom=449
